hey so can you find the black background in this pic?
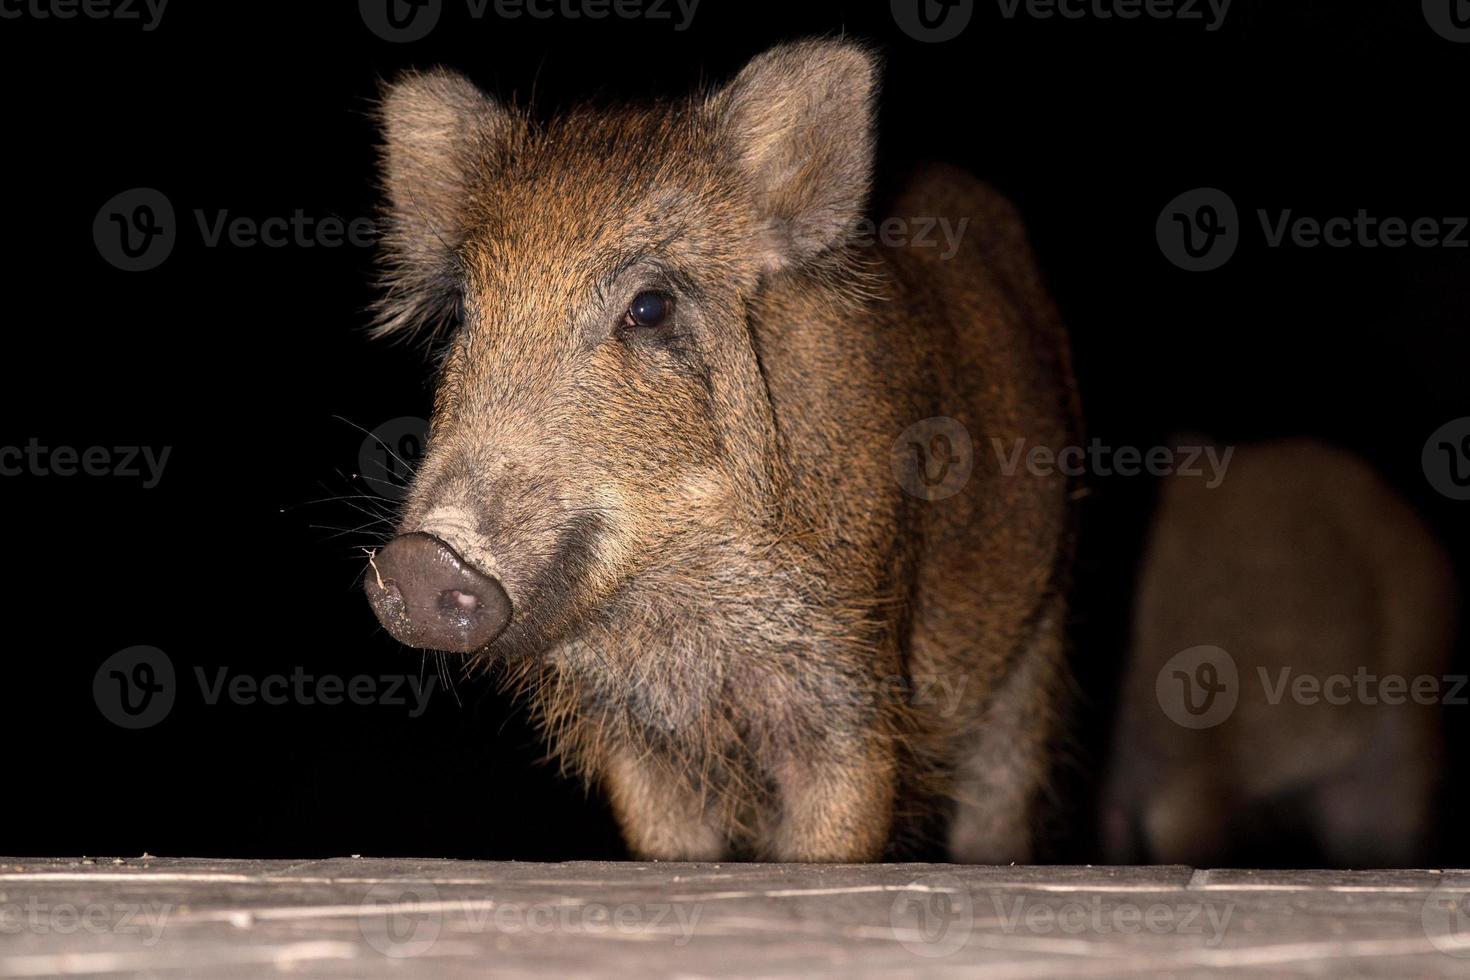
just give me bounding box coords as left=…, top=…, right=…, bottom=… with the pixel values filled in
left=3, top=0, right=1467, bottom=864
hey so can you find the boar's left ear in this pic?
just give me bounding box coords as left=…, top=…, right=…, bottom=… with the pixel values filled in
left=706, top=39, right=879, bottom=273
left=373, top=68, right=521, bottom=339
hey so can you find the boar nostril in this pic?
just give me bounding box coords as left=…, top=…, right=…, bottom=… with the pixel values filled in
left=445, top=590, right=479, bottom=612
left=364, top=532, right=513, bottom=654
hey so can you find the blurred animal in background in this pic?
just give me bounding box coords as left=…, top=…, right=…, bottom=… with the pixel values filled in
left=1102, top=440, right=1456, bottom=867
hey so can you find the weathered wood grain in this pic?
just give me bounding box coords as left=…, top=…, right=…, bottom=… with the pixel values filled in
left=1, top=858, right=1467, bottom=977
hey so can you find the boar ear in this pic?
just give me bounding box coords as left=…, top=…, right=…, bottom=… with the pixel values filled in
left=707, top=40, right=879, bottom=273
left=373, top=68, right=518, bottom=339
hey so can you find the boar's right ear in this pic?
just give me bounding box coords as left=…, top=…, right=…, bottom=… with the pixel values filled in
left=372, top=68, right=519, bottom=339
left=706, top=40, right=879, bottom=274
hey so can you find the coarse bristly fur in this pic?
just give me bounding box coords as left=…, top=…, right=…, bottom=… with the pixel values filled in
left=366, top=38, right=1082, bottom=862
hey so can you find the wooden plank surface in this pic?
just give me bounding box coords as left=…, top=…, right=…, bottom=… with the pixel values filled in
left=2, top=858, right=1468, bottom=977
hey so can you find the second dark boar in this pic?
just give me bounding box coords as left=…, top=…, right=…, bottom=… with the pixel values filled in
left=363, top=40, right=1079, bottom=861
left=1103, top=440, right=1456, bottom=867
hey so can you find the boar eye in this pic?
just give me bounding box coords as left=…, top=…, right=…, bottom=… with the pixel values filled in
left=624, top=291, right=672, bottom=329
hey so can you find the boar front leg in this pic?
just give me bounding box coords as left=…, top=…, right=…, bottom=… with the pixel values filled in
left=947, top=598, right=1067, bottom=864
left=768, top=737, right=896, bottom=862
left=604, top=748, right=727, bottom=861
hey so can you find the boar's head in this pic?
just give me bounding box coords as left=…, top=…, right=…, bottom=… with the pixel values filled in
left=364, top=41, right=877, bottom=657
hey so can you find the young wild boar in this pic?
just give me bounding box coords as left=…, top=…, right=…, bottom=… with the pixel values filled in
left=362, top=39, right=1080, bottom=862
left=1103, top=440, right=1456, bottom=867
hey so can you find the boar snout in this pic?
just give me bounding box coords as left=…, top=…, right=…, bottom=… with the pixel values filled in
left=365, top=532, right=513, bottom=653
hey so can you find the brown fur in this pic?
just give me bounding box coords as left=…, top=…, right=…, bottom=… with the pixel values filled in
left=369, top=40, right=1079, bottom=861
left=1103, top=440, right=1456, bottom=866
